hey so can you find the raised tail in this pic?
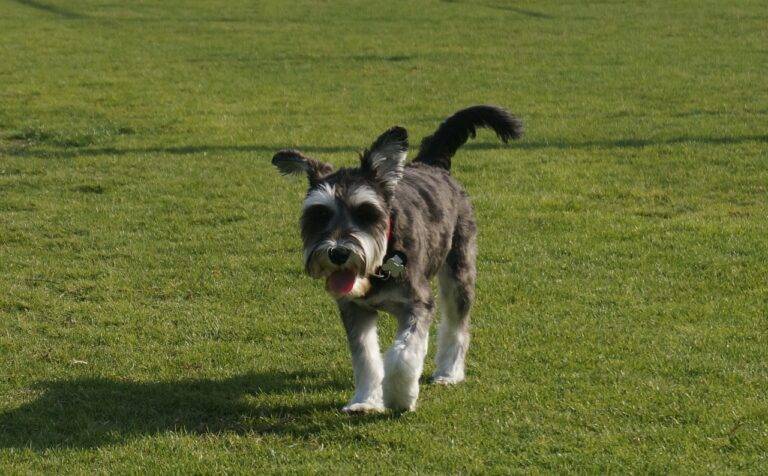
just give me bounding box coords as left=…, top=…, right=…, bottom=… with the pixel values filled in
left=413, top=105, right=523, bottom=170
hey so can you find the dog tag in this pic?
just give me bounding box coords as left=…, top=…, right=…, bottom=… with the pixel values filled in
left=381, top=255, right=406, bottom=278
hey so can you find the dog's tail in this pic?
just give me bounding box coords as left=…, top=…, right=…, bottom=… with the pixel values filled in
left=413, top=105, right=523, bottom=171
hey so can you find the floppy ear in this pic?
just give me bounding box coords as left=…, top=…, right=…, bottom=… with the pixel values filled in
left=272, top=149, right=333, bottom=185
left=360, top=126, right=408, bottom=196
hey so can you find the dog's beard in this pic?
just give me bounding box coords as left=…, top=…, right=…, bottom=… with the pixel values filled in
left=304, top=230, right=387, bottom=298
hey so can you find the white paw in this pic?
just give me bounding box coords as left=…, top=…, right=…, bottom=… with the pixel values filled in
left=383, top=395, right=416, bottom=412
left=383, top=378, right=418, bottom=411
left=431, top=374, right=464, bottom=385
left=383, top=338, right=426, bottom=412
left=341, top=402, right=385, bottom=414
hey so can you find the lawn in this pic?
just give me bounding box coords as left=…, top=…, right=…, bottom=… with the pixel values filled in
left=1, top=0, right=767, bottom=473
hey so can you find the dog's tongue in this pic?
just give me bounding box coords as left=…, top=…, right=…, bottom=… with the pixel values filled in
left=327, top=269, right=356, bottom=295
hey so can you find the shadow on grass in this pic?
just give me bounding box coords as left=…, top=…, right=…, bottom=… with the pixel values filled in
left=5, top=134, right=768, bottom=159
left=441, top=0, right=553, bottom=19
left=2, top=144, right=360, bottom=159
left=0, top=370, right=391, bottom=450
left=462, top=134, right=768, bottom=151
left=10, top=0, right=86, bottom=19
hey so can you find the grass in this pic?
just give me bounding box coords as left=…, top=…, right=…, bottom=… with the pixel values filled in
left=1, top=0, right=767, bottom=472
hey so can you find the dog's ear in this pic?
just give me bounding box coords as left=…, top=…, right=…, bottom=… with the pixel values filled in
left=272, top=149, right=333, bottom=185
left=360, top=126, right=408, bottom=195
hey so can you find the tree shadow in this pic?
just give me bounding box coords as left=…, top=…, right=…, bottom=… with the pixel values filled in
left=463, top=134, right=768, bottom=151
left=3, top=134, right=767, bottom=160
left=2, top=144, right=360, bottom=159
left=0, top=370, right=390, bottom=450
left=441, top=0, right=553, bottom=19
left=10, top=0, right=87, bottom=19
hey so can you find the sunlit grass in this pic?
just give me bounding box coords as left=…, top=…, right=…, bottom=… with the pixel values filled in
left=1, top=0, right=766, bottom=472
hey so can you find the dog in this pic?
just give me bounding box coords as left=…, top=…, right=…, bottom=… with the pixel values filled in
left=272, top=105, right=523, bottom=412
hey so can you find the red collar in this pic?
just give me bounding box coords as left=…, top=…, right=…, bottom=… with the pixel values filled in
left=373, top=214, right=407, bottom=281
left=373, top=214, right=399, bottom=280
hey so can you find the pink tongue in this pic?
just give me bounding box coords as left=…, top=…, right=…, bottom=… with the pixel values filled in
left=327, top=269, right=357, bottom=295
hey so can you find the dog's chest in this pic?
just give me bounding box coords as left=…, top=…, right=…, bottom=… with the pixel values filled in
left=352, top=280, right=411, bottom=314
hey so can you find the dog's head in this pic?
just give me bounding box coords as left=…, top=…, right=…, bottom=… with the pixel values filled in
left=272, top=126, right=407, bottom=299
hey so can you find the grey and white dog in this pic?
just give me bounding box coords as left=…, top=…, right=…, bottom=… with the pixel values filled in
left=272, top=105, right=523, bottom=412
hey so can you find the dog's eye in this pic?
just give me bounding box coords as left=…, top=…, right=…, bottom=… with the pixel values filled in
left=303, top=205, right=334, bottom=232
left=351, top=203, right=382, bottom=227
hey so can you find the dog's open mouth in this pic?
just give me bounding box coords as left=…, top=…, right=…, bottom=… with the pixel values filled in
left=326, top=269, right=357, bottom=296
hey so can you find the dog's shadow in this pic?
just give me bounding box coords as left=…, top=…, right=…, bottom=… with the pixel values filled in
left=0, top=370, right=389, bottom=450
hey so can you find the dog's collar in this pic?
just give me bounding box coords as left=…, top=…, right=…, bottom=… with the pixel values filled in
left=374, top=213, right=406, bottom=280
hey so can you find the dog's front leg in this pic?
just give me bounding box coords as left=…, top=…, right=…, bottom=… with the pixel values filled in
left=383, top=301, right=434, bottom=411
left=339, top=301, right=384, bottom=414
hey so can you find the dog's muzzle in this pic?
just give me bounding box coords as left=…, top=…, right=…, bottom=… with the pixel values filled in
left=304, top=238, right=375, bottom=298
left=305, top=240, right=365, bottom=278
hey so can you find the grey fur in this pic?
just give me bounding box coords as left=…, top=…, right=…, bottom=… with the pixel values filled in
left=272, top=105, right=522, bottom=411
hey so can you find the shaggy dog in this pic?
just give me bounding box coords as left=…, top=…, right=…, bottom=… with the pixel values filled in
left=272, top=105, right=523, bottom=412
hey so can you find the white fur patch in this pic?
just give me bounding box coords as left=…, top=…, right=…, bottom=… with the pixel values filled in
left=343, top=319, right=384, bottom=412
left=303, top=183, right=336, bottom=210
left=348, top=185, right=383, bottom=209
left=434, top=324, right=468, bottom=384
left=350, top=276, right=372, bottom=297
left=369, top=148, right=406, bottom=193
left=304, top=239, right=333, bottom=276
left=349, top=230, right=386, bottom=276
left=434, top=277, right=470, bottom=383
left=383, top=324, right=428, bottom=411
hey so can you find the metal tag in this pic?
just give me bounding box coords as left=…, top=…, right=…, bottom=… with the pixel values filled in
left=381, top=255, right=406, bottom=278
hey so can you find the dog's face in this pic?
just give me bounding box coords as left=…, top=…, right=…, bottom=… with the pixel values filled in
left=273, top=127, right=408, bottom=299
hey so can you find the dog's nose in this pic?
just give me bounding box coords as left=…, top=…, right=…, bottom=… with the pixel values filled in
left=328, top=246, right=351, bottom=265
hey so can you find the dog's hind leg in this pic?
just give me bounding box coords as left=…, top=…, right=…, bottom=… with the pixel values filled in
left=339, top=302, right=385, bottom=413
left=433, top=216, right=477, bottom=384
left=383, top=298, right=434, bottom=411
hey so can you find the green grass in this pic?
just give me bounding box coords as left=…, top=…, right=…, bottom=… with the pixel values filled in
left=1, top=0, right=767, bottom=472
